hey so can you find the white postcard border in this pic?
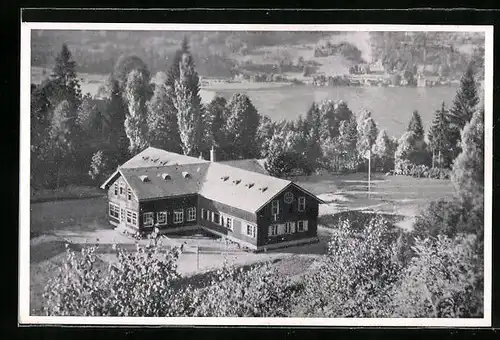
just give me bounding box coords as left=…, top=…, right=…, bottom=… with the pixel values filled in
left=19, top=22, right=494, bottom=327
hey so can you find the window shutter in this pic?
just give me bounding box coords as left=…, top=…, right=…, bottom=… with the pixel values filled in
left=304, top=220, right=308, bottom=231
left=268, top=225, right=272, bottom=236
left=291, top=221, right=296, bottom=233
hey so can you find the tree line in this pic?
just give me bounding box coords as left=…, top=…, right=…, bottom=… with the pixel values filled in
left=31, top=37, right=481, bottom=190
left=31, top=39, right=267, bottom=189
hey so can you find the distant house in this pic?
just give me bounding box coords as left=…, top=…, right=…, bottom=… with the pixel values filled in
left=101, top=147, right=323, bottom=251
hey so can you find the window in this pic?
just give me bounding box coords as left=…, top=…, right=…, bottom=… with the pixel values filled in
left=213, top=212, right=220, bottom=225
left=113, top=183, right=118, bottom=196
left=157, top=211, right=167, bottom=225
left=187, top=207, right=196, bottom=221
left=297, top=220, right=308, bottom=232
left=119, top=183, right=124, bottom=195
left=143, top=212, right=154, bottom=227
left=109, top=203, right=120, bottom=219
left=174, top=209, right=184, bottom=224
left=127, top=188, right=132, bottom=201
left=271, top=200, right=280, bottom=215
left=268, top=224, right=278, bottom=236
left=126, top=209, right=137, bottom=226
left=298, top=197, right=306, bottom=212
left=284, top=222, right=294, bottom=234
left=201, top=208, right=206, bottom=220
left=225, top=216, right=233, bottom=231
left=246, top=224, right=256, bottom=238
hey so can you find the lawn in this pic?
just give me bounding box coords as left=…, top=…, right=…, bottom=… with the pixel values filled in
left=292, top=172, right=455, bottom=217
left=30, top=196, right=109, bottom=238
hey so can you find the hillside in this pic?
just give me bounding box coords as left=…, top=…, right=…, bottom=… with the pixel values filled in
left=31, top=30, right=485, bottom=84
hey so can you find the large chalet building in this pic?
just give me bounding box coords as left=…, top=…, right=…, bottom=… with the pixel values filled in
left=101, top=147, right=324, bottom=251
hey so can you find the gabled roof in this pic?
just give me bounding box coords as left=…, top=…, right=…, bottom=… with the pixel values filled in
left=119, top=163, right=210, bottom=201
left=198, top=162, right=292, bottom=213
left=121, top=146, right=208, bottom=169
left=218, top=158, right=268, bottom=175
left=101, top=148, right=324, bottom=213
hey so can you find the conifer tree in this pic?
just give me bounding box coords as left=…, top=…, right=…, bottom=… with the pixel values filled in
left=124, top=69, right=150, bottom=155
left=51, top=43, right=82, bottom=109
left=452, top=108, right=484, bottom=208
left=428, top=102, right=453, bottom=168
left=448, top=64, right=480, bottom=159
left=408, top=110, right=425, bottom=141
left=450, top=64, right=480, bottom=130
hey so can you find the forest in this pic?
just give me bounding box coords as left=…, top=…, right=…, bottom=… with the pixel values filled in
left=31, top=37, right=485, bottom=318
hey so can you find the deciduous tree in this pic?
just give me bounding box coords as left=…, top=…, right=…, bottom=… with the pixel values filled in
left=124, top=70, right=150, bottom=155
left=147, top=83, right=182, bottom=153
left=225, top=93, right=260, bottom=159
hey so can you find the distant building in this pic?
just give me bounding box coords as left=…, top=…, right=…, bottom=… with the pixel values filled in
left=101, top=147, right=324, bottom=251
left=417, top=73, right=427, bottom=87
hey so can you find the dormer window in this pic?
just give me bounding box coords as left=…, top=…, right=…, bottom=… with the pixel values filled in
left=260, top=186, right=268, bottom=192
left=221, top=176, right=229, bottom=181
left=182, top=171, right=190, bottom=178
left=139, top=175, right=149, bottom=182
left=161, top=173, right=171, bottom=180
left=246, top=182, right=255, bottom=188
left=233, top=179, right=241, bottom=185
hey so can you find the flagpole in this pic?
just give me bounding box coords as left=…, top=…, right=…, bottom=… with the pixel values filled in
left=368, top=149, right=371, bottom=198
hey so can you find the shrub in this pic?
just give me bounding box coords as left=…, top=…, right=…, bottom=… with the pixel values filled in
left=413, top=198, right=482, bottom=239
left=390, top=234, right=483, bottom=318
left=298, top=217, right=403, bottom=317
left=188, top=260, right=296, bottom=317
left=43, top=237, right=296, bottom=317
left=43, top=239, right=189, bottom=316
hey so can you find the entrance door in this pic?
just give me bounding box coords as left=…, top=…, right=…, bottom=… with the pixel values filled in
left=120, top=206, right=126, bottom=226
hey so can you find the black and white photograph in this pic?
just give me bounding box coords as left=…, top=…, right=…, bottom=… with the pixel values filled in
left=19, top=21, right=493, bottom=327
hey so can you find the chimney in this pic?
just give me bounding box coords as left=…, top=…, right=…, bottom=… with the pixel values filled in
left=210, top=146, right=216, bottom=162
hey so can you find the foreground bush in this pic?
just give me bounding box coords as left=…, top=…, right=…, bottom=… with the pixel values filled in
left=43, top=241, right=190, bottom=316
left=297, top=217, right=402, bottom=317
left=187, top=260, right=296, bottom=317
left=43, top=238, right=295, bottom=317
left=391, top=234, right=483, bottom=318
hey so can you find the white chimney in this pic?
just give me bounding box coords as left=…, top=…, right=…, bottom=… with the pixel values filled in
left=210, top=146, right=216, bottom=162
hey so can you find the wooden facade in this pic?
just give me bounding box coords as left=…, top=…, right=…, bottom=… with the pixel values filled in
left=103, top=148, right=323, bottom=251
